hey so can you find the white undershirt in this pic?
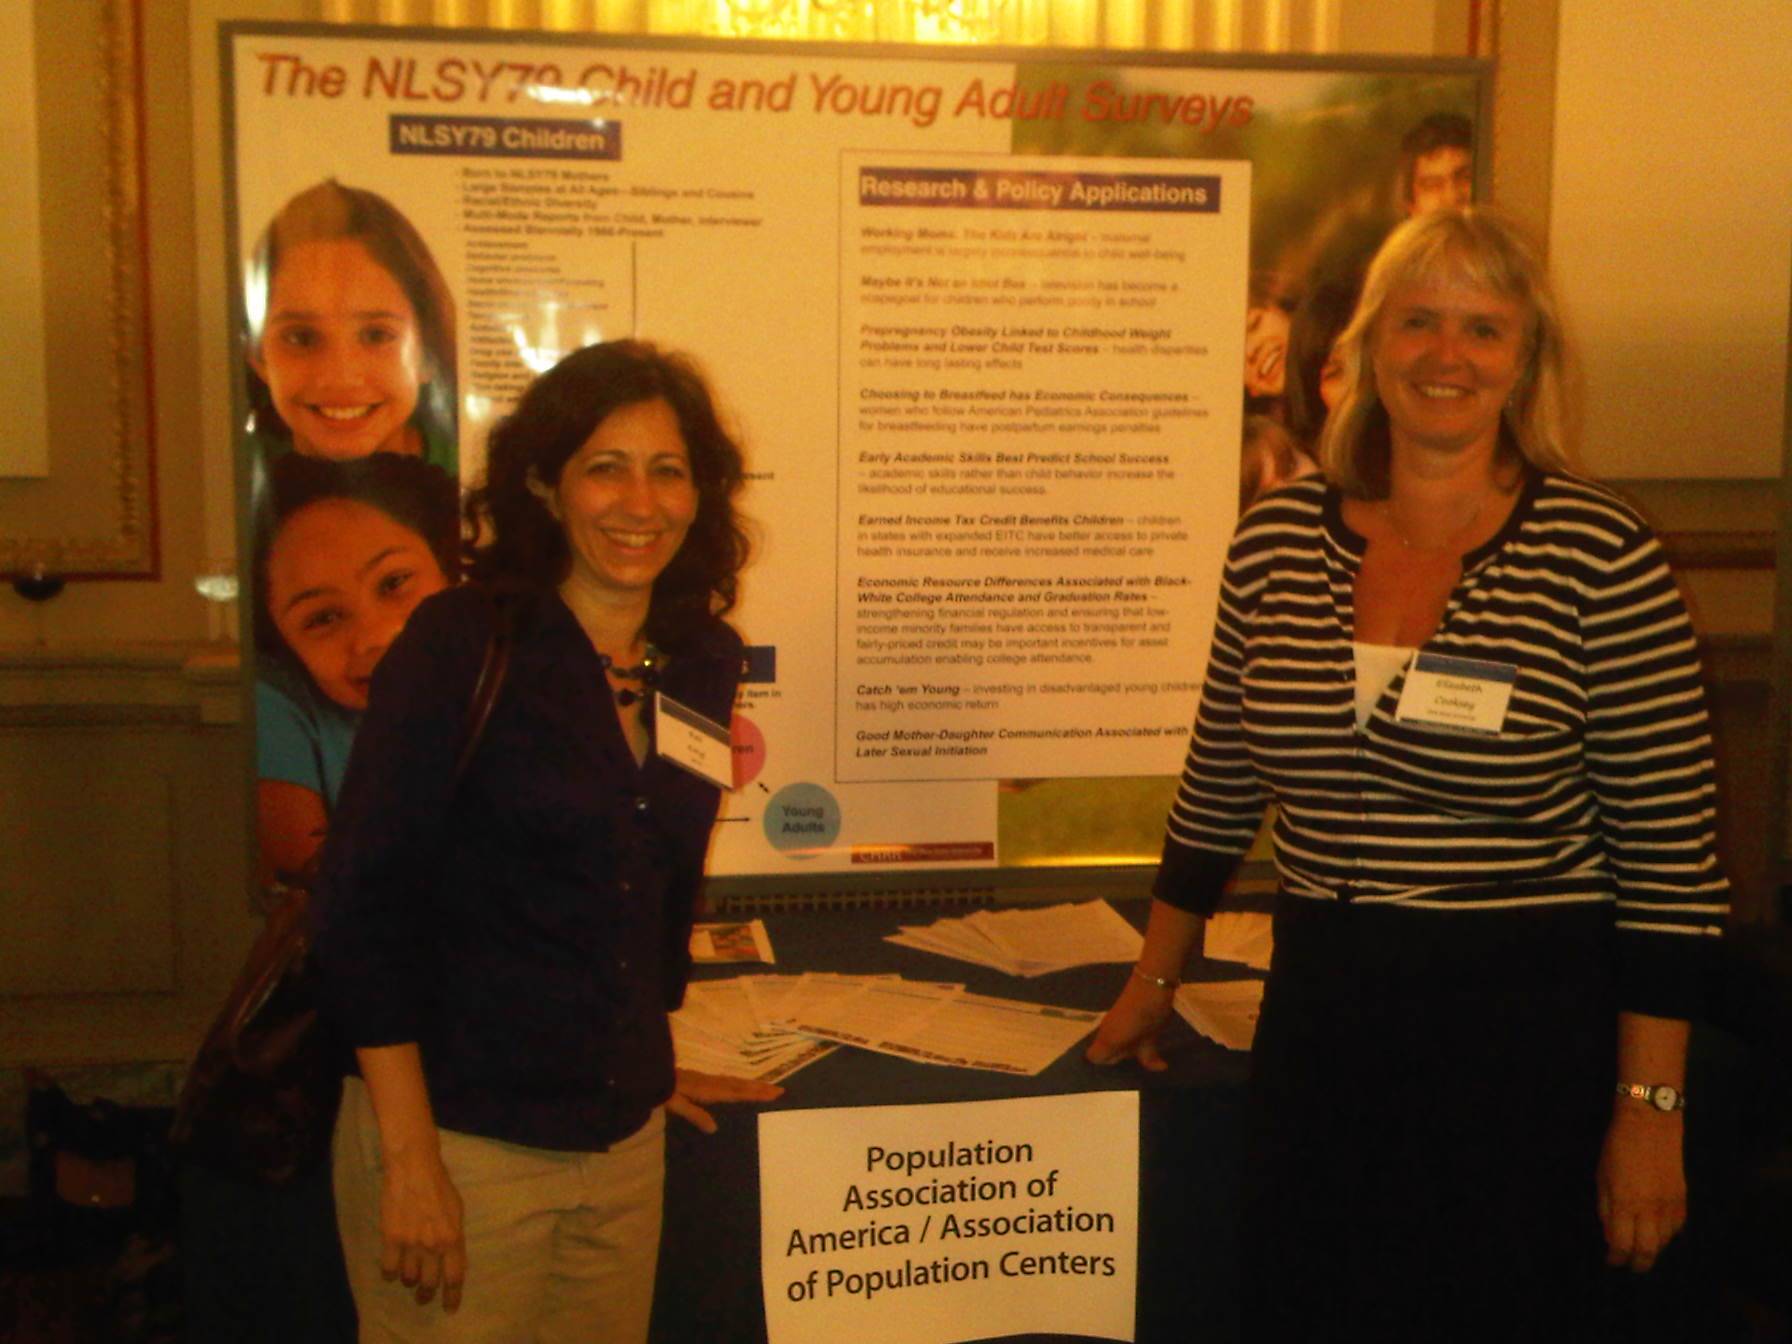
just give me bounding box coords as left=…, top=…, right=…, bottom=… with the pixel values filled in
left=1352, top=641, right=1417, bottom=728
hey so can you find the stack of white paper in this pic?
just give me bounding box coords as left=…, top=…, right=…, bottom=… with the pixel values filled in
left=1203, top=910, right=1273, bottom=970
left=671, top=971, right=1101, bottom=1079
left=671, top=975, right=838, bottom=1083
left=884, top=899, right=1144, bottom=976
left=1172, top=979, right=1264, bottom=1052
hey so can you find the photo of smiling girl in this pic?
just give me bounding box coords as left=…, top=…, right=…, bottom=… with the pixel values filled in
left=243, top=179, right=457, bottom=475
left=182, top=451, right=461, bottom=1342
left=252, top=451, right=460, bottom=884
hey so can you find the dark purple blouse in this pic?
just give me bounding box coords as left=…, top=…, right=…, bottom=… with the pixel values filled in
left=313, top=583, right=742, bottom=1151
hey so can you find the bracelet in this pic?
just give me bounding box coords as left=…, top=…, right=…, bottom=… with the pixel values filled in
left=1131, top=966, right=1178, bottom=990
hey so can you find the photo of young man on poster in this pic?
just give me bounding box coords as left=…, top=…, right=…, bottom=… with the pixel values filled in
left=1399, top=110, right=1475, bottom=216
left=998, top=72, right=1480, bottom=866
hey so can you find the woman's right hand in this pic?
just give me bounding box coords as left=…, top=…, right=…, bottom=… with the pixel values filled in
left=1085, top=974, right=1177, bottom=1072
left=379, top=1144, right=466, bottom=1311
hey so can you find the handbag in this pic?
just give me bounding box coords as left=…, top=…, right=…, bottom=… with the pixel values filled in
left=170, top=595, right=516, bottom=1186
left=23, top=1069, right=177, bottom=1256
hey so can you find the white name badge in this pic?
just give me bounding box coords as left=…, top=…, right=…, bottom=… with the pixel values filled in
left=1393, top=652, right=1517, bottom=735
left=654, top=692, right=735, bottom=789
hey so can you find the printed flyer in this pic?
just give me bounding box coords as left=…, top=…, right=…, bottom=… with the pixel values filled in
left=838, top=151, right=1246, bottom=782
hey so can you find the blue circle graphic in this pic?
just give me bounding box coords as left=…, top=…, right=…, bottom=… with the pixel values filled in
left=763, top=782, right=842, bottom=858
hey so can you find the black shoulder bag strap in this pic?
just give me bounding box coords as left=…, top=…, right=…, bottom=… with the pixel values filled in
left=171, top=589, right=522, bottom=1153
left=454, top=591, right=518, bottom=783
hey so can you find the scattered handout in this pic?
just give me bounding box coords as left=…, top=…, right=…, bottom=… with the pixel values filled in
left=1172, top=979, right=1263, bottom=1051
left=672, top=976, right=837, bottom=1083
left=871, top=991, right=1103, bottom=1076
left=884, top=899, right=1143, bottom=976
left=671, top=971, right=1100, bottom=1079
left=1202, top=910, right=1272, bottom=971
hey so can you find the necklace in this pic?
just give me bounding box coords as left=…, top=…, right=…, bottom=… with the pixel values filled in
left=1386, top=498, right=1484, bottom=554
left=600, top=645, right=662, bottom=707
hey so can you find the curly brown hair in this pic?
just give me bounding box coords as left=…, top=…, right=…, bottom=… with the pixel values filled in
left=463, top=340, right=750, bottom=648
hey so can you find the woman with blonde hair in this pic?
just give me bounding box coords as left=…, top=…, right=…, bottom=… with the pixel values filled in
left=1091, top=208, right=1727, bottom=1341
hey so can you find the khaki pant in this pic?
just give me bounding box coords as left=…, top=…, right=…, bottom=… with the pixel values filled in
left=334, top=1077, right=665, bottom=1343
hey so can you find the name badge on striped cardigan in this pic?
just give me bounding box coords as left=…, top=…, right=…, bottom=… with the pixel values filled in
left=1393, top=652, right=1517, bottom=735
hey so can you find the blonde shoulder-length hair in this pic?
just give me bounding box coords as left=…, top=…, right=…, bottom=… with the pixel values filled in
left=1317, top=207, right=1578, bottom=498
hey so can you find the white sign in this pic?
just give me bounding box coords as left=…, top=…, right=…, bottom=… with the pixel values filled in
left=759, top=1092, right=1139, bottom=1344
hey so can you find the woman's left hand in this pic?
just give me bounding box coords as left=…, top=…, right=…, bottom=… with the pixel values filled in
left=665, top=1068, right=784, bottom=1134
left=1596, top=1106, right=1686, bottom=1273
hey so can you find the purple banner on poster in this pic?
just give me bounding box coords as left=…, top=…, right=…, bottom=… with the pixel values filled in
left=858, top=167, right=1219, bottom=213
left=390, top=113, right=621, bottom=160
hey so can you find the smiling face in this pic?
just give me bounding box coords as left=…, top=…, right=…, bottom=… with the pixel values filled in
left=1244, top=302, right=1290, bottom=398
left=266, top=497, right=448, bottom=710
left=536, top=398, right=699, bottom=604
left=1407, top=145, right=1473, bottom=216
left=1319, top=339, right=1349, bottom=413
left=253, top=238, right=424, bottom=460
left=1372, top=272, right=1530, bottom=464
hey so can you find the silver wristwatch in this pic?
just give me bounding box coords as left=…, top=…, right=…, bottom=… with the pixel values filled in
left=1616, top=1082, right=1684, bottom=1112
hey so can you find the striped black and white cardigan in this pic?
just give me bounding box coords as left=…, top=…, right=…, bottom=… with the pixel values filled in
left=1156, top=472, right=1728, bottom=1014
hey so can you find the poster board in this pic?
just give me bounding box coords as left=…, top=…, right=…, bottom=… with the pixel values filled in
left=223, top=25, right=1486, bottom=895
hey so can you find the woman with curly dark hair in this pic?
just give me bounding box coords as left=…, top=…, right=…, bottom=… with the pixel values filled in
left=313, top=339, right=777, bottom=1340
left=461, top=339, right=750, bottom=643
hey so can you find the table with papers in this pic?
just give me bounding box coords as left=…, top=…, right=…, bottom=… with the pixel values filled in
left=649, top=896, right=1268, bottom=1344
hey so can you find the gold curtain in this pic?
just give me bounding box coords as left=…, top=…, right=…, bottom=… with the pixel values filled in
left=312, top=0, right=1345, bottom=52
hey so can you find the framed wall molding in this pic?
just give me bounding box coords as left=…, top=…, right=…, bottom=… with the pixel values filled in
left=0, top=0, right=157, bottom=580
left=0, top=0, right=49, bottom=480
